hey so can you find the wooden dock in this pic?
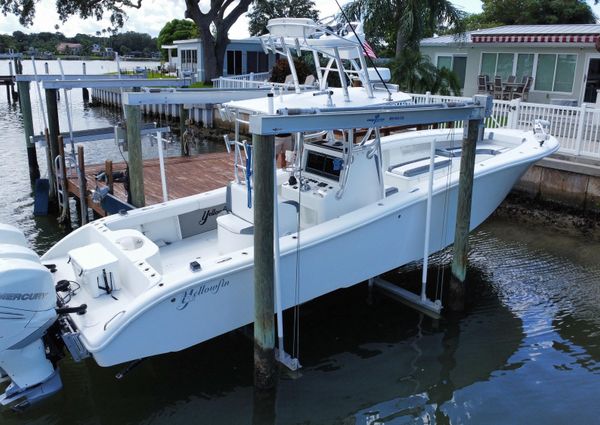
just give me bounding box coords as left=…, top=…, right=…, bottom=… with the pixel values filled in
left=1, top=75, right=16, bottom=103
left=67, top=152, right=236, bottom=217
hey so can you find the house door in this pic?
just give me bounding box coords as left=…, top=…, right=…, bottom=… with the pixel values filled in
left=583, top=58, right=600, bottom=103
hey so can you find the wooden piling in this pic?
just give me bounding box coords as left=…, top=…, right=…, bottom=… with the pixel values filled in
left=77, top=145, right=88, bottom=225
left=57, top=135, right=71, bottom=227
left=253, top=133, right=277, bottom=390
left=180, top=104, right=188, bottom=156
left=45, top=88, right=60, bottom=202
left=17, top=81, right=40, bottom=183
left=449, top=119, right=482, bottom=312
left=125, top=104, right=145, bottom=207
left=105, top=160, right=114, bottom=194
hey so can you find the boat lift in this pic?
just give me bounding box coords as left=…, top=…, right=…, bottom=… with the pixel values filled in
left=121, top=89, right=492, bottom=369
left=248, top=95, right=493, bottom=322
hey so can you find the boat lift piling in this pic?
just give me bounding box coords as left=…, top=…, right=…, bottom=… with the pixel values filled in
left=125, top=104, right=145, bottom=207
left=45, top=88, right=60, bottom=210
left=16, top=80, right=40, bottom=183
left=253, top=132, right=277, bottom=390
left=448, top=118, right=483, bottom=312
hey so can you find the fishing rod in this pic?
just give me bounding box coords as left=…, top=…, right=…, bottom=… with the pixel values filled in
left=333, top=0, right=393, bottom=100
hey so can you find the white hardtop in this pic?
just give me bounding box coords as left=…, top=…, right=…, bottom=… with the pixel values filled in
left=224, top=86, right=412, bottom=114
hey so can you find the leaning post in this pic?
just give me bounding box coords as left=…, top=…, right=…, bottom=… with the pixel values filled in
left=125, top=104, right=145, bottom=207
left=253, top=132, right=277, bottom=390
left=17, top=80, right=40, bottom=183
left=448, top=117, right=483, bottom=312
left=45, top=88, right=60, bottom=204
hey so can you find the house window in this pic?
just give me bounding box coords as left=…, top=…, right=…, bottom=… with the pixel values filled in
left=481, top=53, right=497, bottom=77
left=515, top=54, right=534, bottom=80
left=247, top=52, right=270, bottom=73
left=535, top=54, right=576, bottom=92
left=436, top=55, right=467, bottom=89
left=181, top=49, right=197, bottom=72
left=227, top=50, right=243, bottom=75
left=496, top=53, right=514, bottom=80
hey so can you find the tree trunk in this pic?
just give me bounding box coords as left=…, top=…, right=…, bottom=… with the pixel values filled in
left=185, top=0, right=253, bottom=83
left=395, top=27, right=405, bottom=58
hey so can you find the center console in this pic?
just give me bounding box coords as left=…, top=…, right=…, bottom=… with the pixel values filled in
left=280, top=139, right=381, bottom=227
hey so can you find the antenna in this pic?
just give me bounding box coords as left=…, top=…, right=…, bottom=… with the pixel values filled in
left=333, top=0, right=393, bottom=101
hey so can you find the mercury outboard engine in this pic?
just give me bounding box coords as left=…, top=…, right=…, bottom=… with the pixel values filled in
left=0, top=224, right=62, bottom=409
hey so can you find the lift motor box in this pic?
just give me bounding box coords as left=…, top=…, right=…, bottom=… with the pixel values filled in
left=68, top=243, right=120, bottom=298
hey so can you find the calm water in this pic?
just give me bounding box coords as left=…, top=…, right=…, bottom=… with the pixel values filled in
left=1, top=61, right=600, bottom=424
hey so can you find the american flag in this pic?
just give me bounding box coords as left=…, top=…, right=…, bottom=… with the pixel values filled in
left=362, top=41, right=377, bottom=59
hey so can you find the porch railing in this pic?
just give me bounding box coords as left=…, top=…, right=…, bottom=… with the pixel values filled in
left=409, top=92, right=600, bottom=159
left=211, top=72, right=271, bottom=89
left=211, top=72, right=318, bottom=91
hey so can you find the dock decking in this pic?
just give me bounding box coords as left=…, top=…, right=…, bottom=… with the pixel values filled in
left=67, top=152, right=236, bottom=216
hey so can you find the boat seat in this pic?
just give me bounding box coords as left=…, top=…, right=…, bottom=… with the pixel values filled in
left=435, top=146, right=505, bottom=158
left=388, top=156, right=451, bottom=178
left=216, top=213, right=254, bottom=254
left=226, top=182, right=299, bottom=234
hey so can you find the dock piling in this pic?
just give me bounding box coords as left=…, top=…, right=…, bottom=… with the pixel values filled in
left=17, top=81, right=40, bottom=183
left=179, top=104, right=188, bottom=156
left=125, top=104, right=145, bottom=207
left=253, top=133, right=277, bottom=391
left=45, top=88, right=60, bottom=204
left=77, top=145, right=88, bottom=225
left=105, top=160, right=114, bottom=194
left=449, top=118, right=483, bottom=312
left=57, top=135, right=71, bottom=227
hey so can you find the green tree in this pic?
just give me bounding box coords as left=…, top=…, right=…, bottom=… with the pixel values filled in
left=391, top=48, right=461, bottom=95
left=464, top=0, right=595, bottom=29
left=248, top=0, right=319, bottom=36
left=343, top=0, right=465, bottom=58
left=157, top=19, right=198, bottom=61
left=0, top=0, right=253, bottom=82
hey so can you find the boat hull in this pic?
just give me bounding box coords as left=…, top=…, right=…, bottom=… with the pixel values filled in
left=90, top=160, right=530, bottom=366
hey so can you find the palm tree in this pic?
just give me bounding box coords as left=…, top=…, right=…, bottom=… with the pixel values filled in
left=391, top=48, right=461, bottom=95
left=343, top=0, right=465, bottom=57
left=343, top=0, right=465, bottom=95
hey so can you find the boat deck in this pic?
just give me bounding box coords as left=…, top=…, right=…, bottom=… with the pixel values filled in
left=67, top=152, right=236, bottom=217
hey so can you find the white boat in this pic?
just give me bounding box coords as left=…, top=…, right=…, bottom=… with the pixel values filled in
left=0, top=17, right=559, bottom=408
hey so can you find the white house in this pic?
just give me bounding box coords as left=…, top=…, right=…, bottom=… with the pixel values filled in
left=420, top=24, right=600, bottom=104
left=162, top=37, right=277, bottom=81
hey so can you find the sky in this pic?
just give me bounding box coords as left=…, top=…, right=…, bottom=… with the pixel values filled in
left=1, top=0, right=598, bottom=39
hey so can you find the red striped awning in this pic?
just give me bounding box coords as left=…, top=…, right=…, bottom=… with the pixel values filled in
left=472, top=34, right=598, bottom=43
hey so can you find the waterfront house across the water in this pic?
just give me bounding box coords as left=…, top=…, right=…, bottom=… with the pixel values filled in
left=420, top=24, right=600, bottom=105
left=162, top=37, right=277, bottom=81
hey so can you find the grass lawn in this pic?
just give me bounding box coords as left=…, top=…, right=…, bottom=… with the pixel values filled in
left=189, top=82, right=213, bottom=88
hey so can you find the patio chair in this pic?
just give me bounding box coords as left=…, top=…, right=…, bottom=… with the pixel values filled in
left=521, top=75, right=529, bottom=84
left=304, top=75, right=316, bottom=86
left=507, top=75, right=516, bottom=83
left=493, top=76, right=507, bottom=100
left=283, top=74, right=294, bottom=88
left=511, top=76, right=533, bottom=101
left=477, top=75, right=487, bottom=93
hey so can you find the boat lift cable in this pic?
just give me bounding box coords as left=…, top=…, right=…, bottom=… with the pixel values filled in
left=292, top=134, right=304, bottom=364
left=57, top=59, right=76, bottom=155
left=333, top=0, right=392, bottom=100
left=30, top=58, right=48, bottom=132
left=435, top=128, right=458, bottom=302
